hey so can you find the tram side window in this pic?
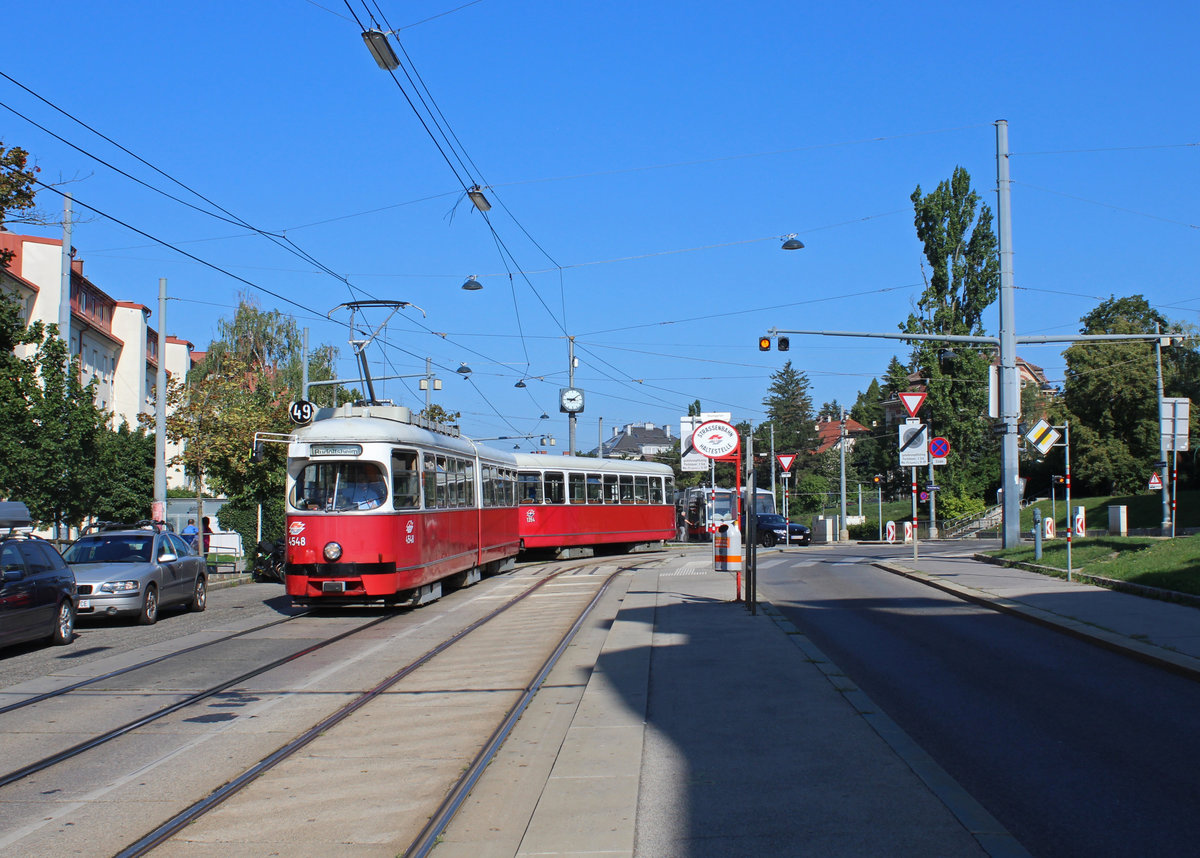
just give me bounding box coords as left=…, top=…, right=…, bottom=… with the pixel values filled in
left=502, top=468, right=516, bottom=506
left=451, top=458, right=465, bottom=507
left=586, top=474, right=603, bottom=504
left=392, top=450, right=419, bottom=509
left=436, top=456, right=449, bottom=508
left=650, top=476, right=664, bottom=504
left=664, top=476, right=675, bottom=503
left=634, top=475, right=649, bottom=504
left=465, top=460, right=476, bottom=507
left=519, top=472, right=542, bottom=504
left=424, top=454, right=437, bottom=509
left=619, top=474, right=634, bottom=503
left=485, top=465, right=498, bottom=507
left=545, top=472, right=566, bottom=504
left=569, top=473, right=586, bottom=504
left=605, top=474, right=620, bottom=504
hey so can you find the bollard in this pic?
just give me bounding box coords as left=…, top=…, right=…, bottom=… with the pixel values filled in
left=713, top=523, right=743, bottom=601
left=1032, top=508, right=1043, bottom=561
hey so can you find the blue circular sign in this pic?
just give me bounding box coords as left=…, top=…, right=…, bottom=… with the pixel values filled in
left=929, top=436, right=950, bottom=458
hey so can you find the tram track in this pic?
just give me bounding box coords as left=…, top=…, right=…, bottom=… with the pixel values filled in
left=109, top=557, right=658, bottom=857
left=0, top=611, right=395, bottom=790
left=0, top=612, right=309, bottom=717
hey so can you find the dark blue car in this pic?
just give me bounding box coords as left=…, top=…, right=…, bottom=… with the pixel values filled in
left=0, top=502, right=76, bottom=649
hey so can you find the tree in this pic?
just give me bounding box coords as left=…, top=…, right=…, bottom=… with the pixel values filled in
left=92, top=424, right=155, bottom=523
left=0, top=143, right=39, bottom=266
left=10, top=323, right=108, bottom=531
left=762, top=361, right=818, bottom=464
left=903, top=167, right=1001, bottom=501
left=1061, top=295, right=1196, bottom=493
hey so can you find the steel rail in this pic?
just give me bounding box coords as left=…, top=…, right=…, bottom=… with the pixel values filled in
left=404, top=562, right=634, bottom=858
left=0, top=612, right=394, bottom=789
left=0, top=612, right=306, bottom=716
left=114, top=562, right=582, bottom=858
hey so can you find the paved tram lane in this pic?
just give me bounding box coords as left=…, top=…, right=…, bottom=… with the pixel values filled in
left=758, top=543, right=1200, bottom=858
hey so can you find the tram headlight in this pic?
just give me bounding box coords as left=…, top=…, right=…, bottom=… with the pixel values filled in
left=323, top=542, right=343, bottom=562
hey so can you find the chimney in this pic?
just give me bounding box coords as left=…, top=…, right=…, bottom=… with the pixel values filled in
left=612, top=427, right=620, bottom=438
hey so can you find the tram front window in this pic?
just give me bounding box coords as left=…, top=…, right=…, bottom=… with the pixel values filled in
left=292, top=461, right=388, bottom=511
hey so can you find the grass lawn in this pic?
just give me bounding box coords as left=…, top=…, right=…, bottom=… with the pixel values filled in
left=990, top=533, right=1200, bottom=597
left=1020, top=489, right=1198, bottom=532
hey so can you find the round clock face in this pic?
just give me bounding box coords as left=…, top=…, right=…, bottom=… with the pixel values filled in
left=560, top=388, right=584, bottom=412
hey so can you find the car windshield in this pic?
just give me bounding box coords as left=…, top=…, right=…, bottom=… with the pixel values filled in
left=63, top=535, right=154, bottom=564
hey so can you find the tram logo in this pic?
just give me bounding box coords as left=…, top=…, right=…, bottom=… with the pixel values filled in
left=289, top=521, right=306, bottom=536
left=525, top=509, right=536, bottom=523
left=406, top=519, right=415, bottom=534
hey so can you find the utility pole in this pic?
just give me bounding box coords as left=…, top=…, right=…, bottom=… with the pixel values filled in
left=154, top=278, right=168, bottom=519
left=568, top=336, right=577, bottom=455
left=995, top=119, right=1021, bottom=547
left=838, top=409, right=848, bottom=541
left=1155, top=325, right=1171, bottom=534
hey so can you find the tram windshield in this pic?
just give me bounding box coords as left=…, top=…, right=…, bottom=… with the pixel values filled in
left=291, top=461, right=388, bottom=511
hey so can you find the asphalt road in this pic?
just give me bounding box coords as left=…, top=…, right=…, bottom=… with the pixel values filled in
left=759, top=543, right=1200, bottom=858
left=0, top=579, right=296, bottom=689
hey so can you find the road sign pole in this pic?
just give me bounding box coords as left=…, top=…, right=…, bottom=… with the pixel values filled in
left=927, top=459, right=937, bottom=539
left=911, top=467, right=918, bottom=561
left=1065, top=421, right=1073, bottom=582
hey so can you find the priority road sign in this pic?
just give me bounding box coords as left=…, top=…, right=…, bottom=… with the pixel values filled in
left=898, top=423, right=929, bottom=466
left=1026, top=419, right=1061, bottom=455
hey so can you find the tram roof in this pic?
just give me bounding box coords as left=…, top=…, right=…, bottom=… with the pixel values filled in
left=511, top=453, right=673, bottom=477
left=292, top=404, right=517, bottom=464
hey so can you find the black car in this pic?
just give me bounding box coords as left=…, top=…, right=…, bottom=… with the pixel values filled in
left=0, top=502, right=76, bottom=649
left=754, top=513, right=811, bottom=547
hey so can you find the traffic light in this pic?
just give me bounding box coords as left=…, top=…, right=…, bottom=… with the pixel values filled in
left=777, top=336, right=790, bottom=351
left=873, top=474, right=882, bottom=484
left=1052, top=475, right=1066, bottom=486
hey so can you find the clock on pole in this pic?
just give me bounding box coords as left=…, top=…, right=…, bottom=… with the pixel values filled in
left=559, top=387, right=585, bottom=413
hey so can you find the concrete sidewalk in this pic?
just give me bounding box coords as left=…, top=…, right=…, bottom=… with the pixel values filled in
left=439, top=552, right=1026, bottom=857
left=873, top=549, right=1200, bottom=680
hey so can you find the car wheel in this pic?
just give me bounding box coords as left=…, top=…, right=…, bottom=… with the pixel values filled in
left=138, top=584, right=159, bottom=625
left=50, top=599, right=75, bottom=645
left=188, top=576, right=207, bottom=612
left=761, top=532, right=776, bottom=548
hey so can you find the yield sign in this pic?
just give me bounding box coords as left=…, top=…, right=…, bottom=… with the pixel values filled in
left=898, top=392, right=927, bottom=418
left=1149, top=472, right=1163, bottom=490
left=777, top=454, right=796, bottom=473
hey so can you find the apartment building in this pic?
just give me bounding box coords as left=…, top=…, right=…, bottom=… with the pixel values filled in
left=0, top=230, right=194, bottom=485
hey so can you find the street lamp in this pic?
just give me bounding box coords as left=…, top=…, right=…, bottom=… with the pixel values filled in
left=781, top=234, right=805, bottom=251
left=456, top=362, right=472, bottom=376
left=461, top=276, right=483, bottom=291
left=361, top=29, right=400, bottom=70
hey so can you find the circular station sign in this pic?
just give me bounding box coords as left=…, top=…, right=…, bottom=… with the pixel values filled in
left=692, top=420, right=740, bottom=459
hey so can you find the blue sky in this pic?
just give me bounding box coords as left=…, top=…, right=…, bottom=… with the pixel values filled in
left=3, top=1, right=1196, bottom=451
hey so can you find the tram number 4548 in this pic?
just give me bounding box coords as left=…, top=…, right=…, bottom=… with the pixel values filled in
left=288, top=535, right=306, bottom=547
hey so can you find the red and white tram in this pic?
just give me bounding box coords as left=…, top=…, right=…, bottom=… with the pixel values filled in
left=284, top=404, right=519, bottom=606
left=514, top=454, right=675, bottom=553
